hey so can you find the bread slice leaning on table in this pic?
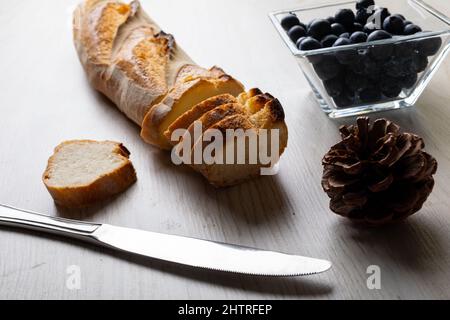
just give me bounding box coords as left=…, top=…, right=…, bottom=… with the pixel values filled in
left=73, top=0, right=288, bottom=187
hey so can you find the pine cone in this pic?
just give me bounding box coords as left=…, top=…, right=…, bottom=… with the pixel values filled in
left=322, top=117, right=437, bottom=226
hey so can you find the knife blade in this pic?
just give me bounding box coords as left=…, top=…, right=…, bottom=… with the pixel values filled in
left=0, top=204, right=331, bottom=277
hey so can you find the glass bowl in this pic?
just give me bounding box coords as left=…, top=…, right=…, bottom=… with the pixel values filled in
left=270, top=0, right=450, bottom=118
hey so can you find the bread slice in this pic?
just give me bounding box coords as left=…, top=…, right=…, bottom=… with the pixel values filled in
left=140, top=75, right=244, bottom=150
left=190, top=93, right=288, bottom=187
left=197, top=120, right=288, bottom=187
left=180, top=89, right=276, bottom=153
left=184, top=103, right=246, bottom=144
left=163, top=93, right=237, bottom=143
left=43, top=140, right=137, bottom=208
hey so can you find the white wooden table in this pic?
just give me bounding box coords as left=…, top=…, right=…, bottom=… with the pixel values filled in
left=1, top=0, right=449, bottom=299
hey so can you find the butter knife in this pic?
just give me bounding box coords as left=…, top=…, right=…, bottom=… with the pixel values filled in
left=0, top=204, right=331, bottom=277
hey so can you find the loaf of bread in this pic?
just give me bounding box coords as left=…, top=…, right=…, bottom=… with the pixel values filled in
left=43, top=140, right=137, bottom=208
left=73, top=0, right=288, bottom=186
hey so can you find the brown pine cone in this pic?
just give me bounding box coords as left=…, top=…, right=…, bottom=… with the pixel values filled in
left=322, top=117, right=437, bottom=226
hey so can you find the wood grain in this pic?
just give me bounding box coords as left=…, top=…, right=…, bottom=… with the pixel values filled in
left=0, top=0, right=449, bottom=299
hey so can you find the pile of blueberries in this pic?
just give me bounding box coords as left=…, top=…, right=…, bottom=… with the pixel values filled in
left=280, top=0, right=442, bottom=108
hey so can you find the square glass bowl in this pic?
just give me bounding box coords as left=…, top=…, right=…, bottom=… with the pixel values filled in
left=270, top=0, right=450, bottom=118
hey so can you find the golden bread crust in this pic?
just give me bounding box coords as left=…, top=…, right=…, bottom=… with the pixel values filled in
left=73, top=0, right=195, bottom=124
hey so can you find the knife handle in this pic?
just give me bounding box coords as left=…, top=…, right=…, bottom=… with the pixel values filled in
left=0, top=204, right=100, bottom=241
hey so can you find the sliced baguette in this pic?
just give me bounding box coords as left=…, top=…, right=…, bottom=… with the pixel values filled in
left=140, top=75, right=244, bottom=150
left=200, top=120, right=288, bottom=187
left=164, top=93, right=238, bottom=143
left=190, top=93, right=288, bottom=187
left=43, top=140, right=137, bottom=208
left=183, top=103, right=246, bottom=147
left=73, top=1, right=289, bottom=188
left=179, top=89, right=276, bottom=154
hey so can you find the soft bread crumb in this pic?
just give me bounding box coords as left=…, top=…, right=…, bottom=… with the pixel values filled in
left=43, top=140, right=137, bottom=208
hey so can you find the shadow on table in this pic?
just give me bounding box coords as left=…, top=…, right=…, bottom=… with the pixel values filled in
left=92, top=90, right=141, bottom=134
left=331, top=213, right=447, bottom=273
left=55, top=182, right=139, bottom=220
left=205, top=175, right=294, bottom=225
left=324, top=106, right=429, bottom=138
left=141, top=147, right=295, bottom=226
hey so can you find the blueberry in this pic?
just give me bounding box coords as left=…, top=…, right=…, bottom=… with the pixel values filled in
left=380, top=75, right=397, bottom=89
left=295, top=36, right=307, bottom=49
left=394, top=41, right=415, bottom=57
left=345, top=90, right=357, bottom=101
left=381, top=77, right=403, bottom=98
left=333, top=38, right=361, bottom=64
left=308, top=53, right=325, bottom=64
left=417, top=36, right=442, bottom=56
left=313, top=55, right=342, bottom=80
left=355, top=9, right=370, bottom=25
left=333, top=91, right=355, bottom=108
left=337, top=49, right=361, bottom=64
left=383, top=16, right=405, bottom=35
left=335, top=9, right=355, bottom=29
left=402, top=73, right=418, bottom=89
left=366, top=65, right=383, bottom=81
left=350, top=60, right=366, bottom=74
left=391, top=14, right=406, bottom=21
left=411, top=52, right=428, bottom=73
left=382, top=86, right=402, bottom=98
left=370, top=44, right=394, bottom=61
left=403, top=20, right=413, bottom=26
left=308, top=19, right=332, bottom=40
left=324, top=76, right=344, bottom=97
left=367, top=30, right=392, bottom=42
left=350, top=31, right=368, bottom=43
left=353, top=22, right=364, bottom=32
left=384, top=56, right=412, bottom=78
left=331, top=23, right=346, bottom=36
left=404, top=24, right=422, bottom=35
left=362, top=57, right=382, bottom=78
left=356, top=0, right=375, bottom=10
left=281, top=14, right=300, bottom=31
left=333, top=37, right=352, bottom=47
left=327, top=16, right=336, bottom=24
left=380, top=75, right=401, bottom=90
left=345, top=71, right=369, bottom=92
left=288, top=25, right=307, bottom=42
left=321, top=34, right=339, bottom=47
left=363, top=22, right=380, bottom=35
left=299, top=37, right=323, bottom=51
left=307, top=19, right=317, bottom=29
left=360, top=86, right=382, bottom=102
left=339, top=32, right=351, bottom=39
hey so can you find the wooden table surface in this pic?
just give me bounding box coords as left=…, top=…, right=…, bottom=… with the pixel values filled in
left=1, top=0, right=449, bottom=300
